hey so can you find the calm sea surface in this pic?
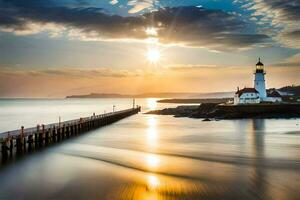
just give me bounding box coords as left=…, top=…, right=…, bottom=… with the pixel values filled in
left=0, top=98, right=299, bottom=199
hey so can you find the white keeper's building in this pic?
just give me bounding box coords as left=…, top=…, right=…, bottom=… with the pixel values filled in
left=234, top=58, right=282, bottom=105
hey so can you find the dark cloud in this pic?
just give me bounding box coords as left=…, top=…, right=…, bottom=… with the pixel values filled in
left=38, top=68, right=140, bottom=78
left=272, top=54, right=300, bottom=67
left=146, top=7, right=270, bottom=49
left=272, top=62, right=300, bottom=67
left=0, top=1, right=270, bottom=50
left=0, top=1, right=146, bottom=38
left=0, top=67, right=142, bottom=78
left=261, top=0, right=300, bottom=21
left=247, top=0, right=300, bottom=48
left=284, top=30, right=300, bottom=40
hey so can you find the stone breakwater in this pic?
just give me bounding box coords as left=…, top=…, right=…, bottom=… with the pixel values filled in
left=146, top=103, right=300, bottom=119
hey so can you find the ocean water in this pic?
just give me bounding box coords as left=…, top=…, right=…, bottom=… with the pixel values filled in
left=0, top=98, right=299, bottom=199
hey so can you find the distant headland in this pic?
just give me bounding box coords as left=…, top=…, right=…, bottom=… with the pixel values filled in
left=66, top=92, right=233, bottom=99
left=66, top=85, right=299, bottom=100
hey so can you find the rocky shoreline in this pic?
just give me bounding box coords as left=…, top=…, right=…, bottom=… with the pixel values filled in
left=157, top=98, right=232, bottom=104
left=145, top=103, right=300, bottom=119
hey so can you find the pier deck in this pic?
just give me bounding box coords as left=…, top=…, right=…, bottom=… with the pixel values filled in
left=1, top=107, right=141, bottom=161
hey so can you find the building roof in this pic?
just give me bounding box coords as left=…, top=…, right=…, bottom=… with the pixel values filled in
left=235, top=88, right=259, bottom=97
left=268, top=90, right=282, bottom=98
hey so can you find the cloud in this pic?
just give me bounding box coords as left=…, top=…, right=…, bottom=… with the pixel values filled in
left=0, top=67, right=143, bottom=78
left=127, top=0, right=161, bottom=13
left=168, top=64, right=220, bottom=71
left=272, top=54, right=300, bottom=67
left=246, top=0, right=300, bottom=48
left=280, top=30, right=300, bottom=47
left=0, top=2, right=270, bottom=51
left=145, top=7, right=270, bottom=50
left=110, top=0, right=118, bottom=5
left=284, top=30, right=300, bottom=39
left=0, top=64, right=299, bottom=97
left=128, top=0, right=154, bottom=13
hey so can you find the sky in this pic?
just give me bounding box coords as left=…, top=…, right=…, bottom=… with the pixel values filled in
left=0, top=0, right=299, bottom=97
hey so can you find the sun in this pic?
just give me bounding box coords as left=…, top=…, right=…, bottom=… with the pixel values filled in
left=145, top=27, right=157, bottom=36
left=147, top=48, right=161, bottom=63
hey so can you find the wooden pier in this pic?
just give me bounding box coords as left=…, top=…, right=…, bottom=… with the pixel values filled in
left=0, top=106, right=141, bottom=162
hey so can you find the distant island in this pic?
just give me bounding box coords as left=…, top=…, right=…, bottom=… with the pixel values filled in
left=66, top=85, right=300, bottom=102
left=66, top=92, right=233, bottom=99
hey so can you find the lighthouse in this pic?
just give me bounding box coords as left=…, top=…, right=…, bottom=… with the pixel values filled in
left=254, top=58, right=267, bottom=100
left=233, top=58, right=282, bottom=105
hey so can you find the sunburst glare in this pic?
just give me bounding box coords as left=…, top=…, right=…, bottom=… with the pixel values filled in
left=145, top=27, right=158, bottom=36
left=147, top=48, right=161, bottom=63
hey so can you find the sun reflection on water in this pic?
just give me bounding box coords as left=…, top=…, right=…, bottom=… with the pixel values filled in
left=147, top=115, right=158, bottom=144
left=147, top=175, right=160, bottom=190
left=147, top=98, right=157, bottom=110
left=147, top=115, right=157, bottom=126
left=147, top=127, right=158, bottom=141
left=146, top=154, right=159, bottom=170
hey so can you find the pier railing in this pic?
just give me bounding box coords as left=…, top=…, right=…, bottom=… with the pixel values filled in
left=1, top=106, right=141, bottom=162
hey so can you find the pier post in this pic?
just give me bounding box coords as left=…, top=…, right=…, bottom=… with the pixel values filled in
left=21, top=126, right=26, bottom=153
left=39, top=124, right=45, bottom=147
left=79, top=118, right=83, bottom=133
left=66, top=125, right=70, bottom=138
left=16, top=136, right=22, bottom=154
left=45, top=128, right=50, bottom=145
left=57, top=126, right=61, bottom=141
left=23, top=136, right=26, bottom=153
left=62, top=125, right=65, bottom=139
left=1, top=140, right=9, bottom=161
left=68, top=125, right=71, bottom=137
left=77, top=123, right=80, bottom=134
left=28, top=135, right=33, bottom=152
left=9, top=137, right=13, bottom=156
left=35, top=125, right=40, bottom=148
left=70, top=125, right=74, bottom=136
left=52, top=126, right=56, bottom=143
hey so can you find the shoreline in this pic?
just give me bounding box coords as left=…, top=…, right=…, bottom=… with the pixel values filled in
left=145, top=103, right=300, bottom=119
left=157, top=98, right=232, bottom=104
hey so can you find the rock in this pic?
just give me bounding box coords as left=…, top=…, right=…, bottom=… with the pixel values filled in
left=145, top=106, right=198, bottom=117
left=145, top=103, right=300, bottom=119
left=202, top=118, right=211, bottom=121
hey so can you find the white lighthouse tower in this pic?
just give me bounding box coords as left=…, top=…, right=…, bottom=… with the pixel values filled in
left=254, top=58, right=267, bottom=100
